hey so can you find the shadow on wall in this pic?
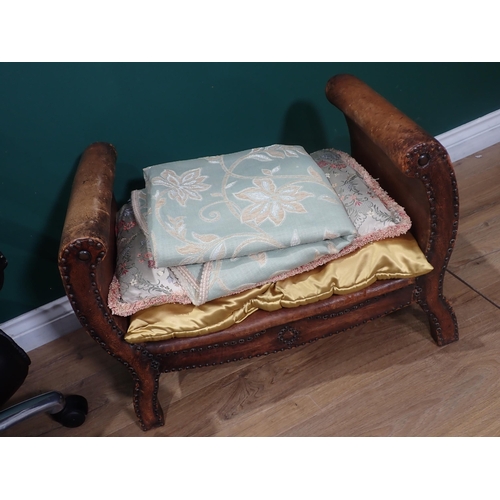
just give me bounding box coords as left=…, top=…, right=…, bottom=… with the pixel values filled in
left=280, top=100, right=330, bottom=153
left=123, top=172, right=145, bottom=207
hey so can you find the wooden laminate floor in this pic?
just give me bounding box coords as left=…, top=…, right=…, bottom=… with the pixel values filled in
left=3, top=143, right=500, bottom=437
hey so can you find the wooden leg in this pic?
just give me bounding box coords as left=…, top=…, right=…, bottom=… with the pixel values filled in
left=415, top=277, right=459, bottom=346
left=132, top=363, right=164, bottom=431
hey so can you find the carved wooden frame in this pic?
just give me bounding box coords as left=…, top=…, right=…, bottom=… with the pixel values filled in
left=58, top=74, right=459, bottom=431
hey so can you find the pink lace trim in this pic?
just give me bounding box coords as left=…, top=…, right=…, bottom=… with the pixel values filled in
left=108, top=275, right=191, bottom=317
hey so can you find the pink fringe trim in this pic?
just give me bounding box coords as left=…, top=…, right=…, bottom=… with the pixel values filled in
left=108, top=275, right=191, bottom=317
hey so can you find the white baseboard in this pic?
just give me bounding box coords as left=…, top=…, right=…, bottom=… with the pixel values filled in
left=1, top=109, right=500, bottom=353
left=0, top=296, right=81, bottom=353
left=436, top=109, right=500, bottom=163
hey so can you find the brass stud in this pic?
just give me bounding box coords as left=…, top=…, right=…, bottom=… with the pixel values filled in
left=418, top=153, right=430, bottom=167
left=78, top=250, right=91, bottom=261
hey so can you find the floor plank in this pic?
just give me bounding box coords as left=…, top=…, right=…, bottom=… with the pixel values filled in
left=282, top=275, right=500, bottom=436
left=448, top=142, right=500, bottom=305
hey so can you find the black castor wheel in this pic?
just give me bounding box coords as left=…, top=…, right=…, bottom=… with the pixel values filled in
left=51, top=395, right=88, bottom=428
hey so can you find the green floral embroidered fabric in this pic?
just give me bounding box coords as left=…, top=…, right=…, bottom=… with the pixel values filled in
left=109, top=147, right=412, bottom=316
left=134, top=145, right=357, bottom=305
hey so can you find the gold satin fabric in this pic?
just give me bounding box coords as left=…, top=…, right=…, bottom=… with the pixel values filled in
left=125, top=232, right=433, bottom=343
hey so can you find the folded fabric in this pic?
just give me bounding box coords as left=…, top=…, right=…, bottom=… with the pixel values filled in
left=125, top=232, right=433, bottom=343
left=108, top=202, right=191, bottom=318
left=134, top=144, right=358, bottom=305
left=312, top=148, right=411, bottom=244
left=109, top=146, right=412, bottom=316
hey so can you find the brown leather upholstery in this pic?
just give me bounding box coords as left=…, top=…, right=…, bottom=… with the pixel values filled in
left=58, top=75, right=459, bottom=431
left=60, top=142, right=117, bottom=251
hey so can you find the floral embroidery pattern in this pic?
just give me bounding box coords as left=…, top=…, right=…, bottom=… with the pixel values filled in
left=311, top=148, right=410, bottom=239
left=150, top=168, right=211, bottom=207
left=234, top=178, right=313, bottom=226
left=143, top=145, right=356, bottom=269
left=111, top=147, right=412, bottom=314
left=140, top=145, right=358, bottom=304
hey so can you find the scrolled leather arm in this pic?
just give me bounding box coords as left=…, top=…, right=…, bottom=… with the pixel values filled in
left=59, top=142, right=118, bottom=258
left=326, top=74, right=448, bottom=176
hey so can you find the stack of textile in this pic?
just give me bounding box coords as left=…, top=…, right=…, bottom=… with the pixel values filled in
left=108, top=145, right=433, bottom=343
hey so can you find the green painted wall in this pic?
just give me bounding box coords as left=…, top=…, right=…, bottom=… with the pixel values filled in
left=1, top=62, right=500, bottom=323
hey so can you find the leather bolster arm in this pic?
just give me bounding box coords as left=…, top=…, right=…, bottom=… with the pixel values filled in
left=326, top=74, right=446, bottom=175
left=59, top=142, right=118, bottom=258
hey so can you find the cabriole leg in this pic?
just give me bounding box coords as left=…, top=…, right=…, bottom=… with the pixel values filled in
left=132, top=363, right=164, bottom=431
left=415, top=278, right=459, bottom=346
